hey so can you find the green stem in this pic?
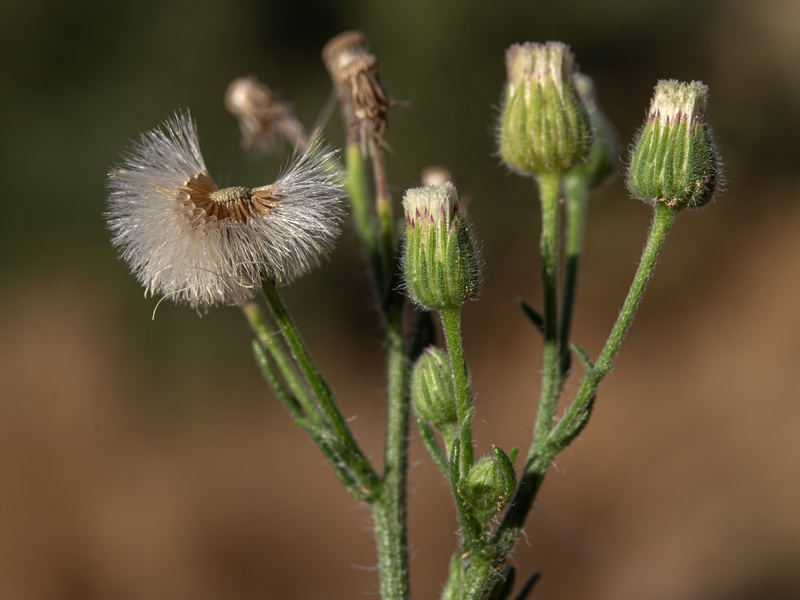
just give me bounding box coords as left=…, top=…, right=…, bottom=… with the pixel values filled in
left=558, top=175, right=589, bottom=377
left=531, top=172, right=562, bottom=452
left=440, top=307, right=474, bottom=475
left=373, top=302, right=411, bottom=600
left=251, top=341, right=367, bottom=497
left=346, top=142, right=385, bottom=296
left=456, top=174, right=564, bottom=599
left=244, top=303, right=370, bottom=499
left=369, top=135, right=396, bottom=305
left=550, top=202, right=679, bottom=449
left=261, top=279, right=380, bottom=495
left=474, top=203, right=679, bottom=600
left=242, top=302, right=317, bottom=424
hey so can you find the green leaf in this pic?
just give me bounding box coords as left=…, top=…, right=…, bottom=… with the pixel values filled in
left=571, top=343, right=594, bottom=371
left=513, top=572, right=542, bottom=600
left=517, top=298, right=545, bottom=334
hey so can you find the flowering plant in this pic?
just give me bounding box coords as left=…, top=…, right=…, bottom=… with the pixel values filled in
left=107, top=34, right=721, bottom=600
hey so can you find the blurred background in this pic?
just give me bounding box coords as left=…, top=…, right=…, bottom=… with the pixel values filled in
left=1, top=0, right=799, bottom=598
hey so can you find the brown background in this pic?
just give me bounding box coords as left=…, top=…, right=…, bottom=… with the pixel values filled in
left=1, top=0, right=799, bottom=598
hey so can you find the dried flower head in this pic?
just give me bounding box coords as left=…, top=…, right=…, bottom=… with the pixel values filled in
left=225, top=76, right=309, bottom=152
left=322, top=31, right=403, bottom=149
left=106, top=111, right=346, bottom=310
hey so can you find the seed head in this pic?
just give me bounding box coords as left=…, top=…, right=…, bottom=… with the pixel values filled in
left=225, top=76, right=309, bottom=152
left=322, top=31, right=403, bottom=150
left=106, top=111, right=346, bottom=310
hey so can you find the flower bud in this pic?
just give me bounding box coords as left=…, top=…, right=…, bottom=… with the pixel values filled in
left=411, top=347, right=457, bottom=438
left=402, top=182, right=480, bottom=311
left=566, top=73, right=616, bottom=189
left=499, top=42, right=593, bottom=178
left=627, top=80, right=721, bottom=210
left=464, top=448, right=516, bottom=520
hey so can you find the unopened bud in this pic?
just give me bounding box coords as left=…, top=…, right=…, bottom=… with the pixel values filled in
left=411, top=347, right=457, bottom=439
left=499, top=42, right=593, bottom=178
left=627, top=80, right=721, bottom=210
left=402, top=182, right=480, bottom=311
left=464, top=447, right=516, bottom=520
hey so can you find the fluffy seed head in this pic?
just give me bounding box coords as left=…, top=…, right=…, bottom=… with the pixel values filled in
left=106, top=111, right=346, bottom=310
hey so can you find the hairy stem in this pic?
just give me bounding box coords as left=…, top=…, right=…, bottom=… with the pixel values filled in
left=369, top=134, right=396, bottom=306
left=261, top=280, right=380, bottom=495
left=559, top=175, right=589, bottom=377
left=373, top=299, right=411, bottom=600
left=531, top=172, right=562, bottom=453
left=346, top=142, right=385, bottom=295
left=550, top=202, right=679, bottom=448
left=464, top=203, right=679, bottom=600
left=440, top=307, right=474, bottom=475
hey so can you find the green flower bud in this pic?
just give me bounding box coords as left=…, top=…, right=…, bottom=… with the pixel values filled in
left=499, top=42, right=593, bottom=178
left=627, top=80, right=721, bottom=210
left=411, top=347, right=457, bottom=439
left=566, top=73, right=617, bottom=189
left=402, top=182, right=480, bottom=311
left=464, top=447, right=516, bottom=520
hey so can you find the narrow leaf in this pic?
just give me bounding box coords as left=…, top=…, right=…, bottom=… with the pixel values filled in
left=518, top=298, right=545, bottom=334
left=571, top=343, right=594, bottom=371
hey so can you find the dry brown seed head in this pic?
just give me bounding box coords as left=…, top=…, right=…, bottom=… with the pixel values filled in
left=322, top=30, right=403, bottom=148
left=322, top=31, right=369, bottom=80
left=225, top=76, right=308, bottom=151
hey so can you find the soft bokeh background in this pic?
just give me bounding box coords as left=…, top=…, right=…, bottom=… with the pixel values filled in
left=2, top=0, right=799, bottom=598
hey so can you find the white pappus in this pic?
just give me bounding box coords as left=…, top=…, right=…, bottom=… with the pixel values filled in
left=106, top=111, right=347, bottom=310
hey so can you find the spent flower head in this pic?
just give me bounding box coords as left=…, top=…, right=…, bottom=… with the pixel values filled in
left=499, top=41, right=593, bottom=178
left=627, top=80, right=722, bottom=210
left=106, top=111, right=346, bottom=310
left=225, top=76, right=309, bottom=152
left=401, top=182, right=480, bottom=311
left=322, top=31, right=403, bottom=150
